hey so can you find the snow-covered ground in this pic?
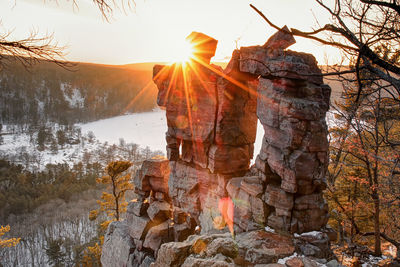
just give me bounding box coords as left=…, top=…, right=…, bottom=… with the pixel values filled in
left=79, top=109, right=169, bottom=152
left=0, top=110, right=170, bottom=170
left=0, top=130, right=100, bottom=171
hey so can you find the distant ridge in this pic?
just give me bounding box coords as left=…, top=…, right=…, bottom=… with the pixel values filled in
left=124, top=61, right=228, bottom=71
left=0, top=58, right=161, bottom=125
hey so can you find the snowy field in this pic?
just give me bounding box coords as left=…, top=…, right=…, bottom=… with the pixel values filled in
left=79, top=109, right=169, bottom=152
left=79, top=109, right=265, bottom=162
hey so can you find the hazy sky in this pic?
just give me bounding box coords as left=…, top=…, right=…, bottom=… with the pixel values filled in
left=1, top=0, right=341, bottom=65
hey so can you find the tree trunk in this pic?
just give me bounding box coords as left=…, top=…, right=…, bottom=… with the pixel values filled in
left=373, top=194, right=381, bottom=256
left=112, top=174, right=119, bottom=221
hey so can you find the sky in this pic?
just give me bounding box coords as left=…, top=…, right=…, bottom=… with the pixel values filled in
left=0, top=0, right=341, bottom=65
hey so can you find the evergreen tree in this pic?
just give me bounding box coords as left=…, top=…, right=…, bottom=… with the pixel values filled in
left=56, top=129, right=67, bottom=148
left=37, top=126, right=48, bottom=151
left=45, top=239, right=67, bottom=267
left=50, top=138, right=58, bottom=155
left=91, top=160, right=133, bottom=221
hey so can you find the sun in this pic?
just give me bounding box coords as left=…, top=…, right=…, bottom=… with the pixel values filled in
left=170, top=39, right=195, bottom=63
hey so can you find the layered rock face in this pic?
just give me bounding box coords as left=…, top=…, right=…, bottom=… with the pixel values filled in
left=153, top=32, right=259, bottom=234
left=240, top=27, right=331, bottom=233
left=101, top=29, right=334, bottom=267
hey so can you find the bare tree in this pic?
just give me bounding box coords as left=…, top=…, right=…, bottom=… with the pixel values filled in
left=250, top=0, right=400, bottom=101
left=0, top=30, right=68, bottom=70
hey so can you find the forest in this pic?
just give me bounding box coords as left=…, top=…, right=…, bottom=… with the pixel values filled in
left=0, top=132, right=163, bottom=266
left=0, top=59, right=158, bottom=126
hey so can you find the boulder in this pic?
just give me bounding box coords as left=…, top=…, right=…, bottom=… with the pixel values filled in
left=263, top=26, right=296, bottom=51
left=233, top=189, right=253, bottom=231
left=134, top=169, right=151, bottom=192
left=182, top=254, right=235, bottom=267
left=154, top=192, right=165, bottom=201
left=151, top=241, right=192, bottom=267
left=127, top=199, right=149, bottom=217
left=139, top=256, right=155, bottom=267
left=147, top=201, right=172, bottom=223
left=264, top=184, right=294, bottom=212
left=236, top=230, right=295, bottom=265
left=165, top=67, right=218, bottom=143
left=128, top=215, right=153, bottom=240
left=206, top=237, right=238, bottom=258
left=285, top=257, right=304, bottom=267
left=294, top=193, right=325, bottom=211
left=241, top=176, right=264, bottom=197
left=294, top=231, right=333, bottom=259
left=143, top=221, right=174, bottom=252
left=101, top=221, right=135, bottom=267
left=186, top=31, right=218, bottom=64
left=149, top=176, right=169, bottom=194
left=239, top=47, right=323, bottom=84
left=251, top=195, right=268, bottom=225
left=173, top=221, right=195, bottom=242
left=141, top=159, right=170, bottom=178
left=130, top=249, right=147, bottom=267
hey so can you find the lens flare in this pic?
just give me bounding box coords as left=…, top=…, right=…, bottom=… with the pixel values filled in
left=171, top=39, right=195, bottom=63
left=218, top=197, right=234, bottom=237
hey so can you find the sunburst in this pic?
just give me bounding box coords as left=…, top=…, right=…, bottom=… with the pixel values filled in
left=171, top=39, right=196, bottom=64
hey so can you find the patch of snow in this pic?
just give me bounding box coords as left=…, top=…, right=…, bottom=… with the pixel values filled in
left=298, top=230, right=323, bottom=237
left=264, top=226, right=275, bottom=233
left=252, top=120, right=263, bottom=163
left=278, top=253, right=298, bottom=264
left=37, top=99, right=45, bottom=114
left=79, top=109, right=167, bottom=153
left=363, top=254, right=387, bottom=266
left=61, top=82, right=85, bottom=108
left=278, top=253, right=328, bottom=267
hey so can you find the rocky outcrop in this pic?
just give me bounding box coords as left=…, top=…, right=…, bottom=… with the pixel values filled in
left=151, top=230, right=337, bottom=267
left=243, top=27, right=330, bottom=232
left=101, top=221, right=135, bottom=267
left=102, top=28, right=334, bottom=267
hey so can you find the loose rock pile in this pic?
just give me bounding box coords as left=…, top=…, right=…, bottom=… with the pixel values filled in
left=101, top=28, right=335, bottom=267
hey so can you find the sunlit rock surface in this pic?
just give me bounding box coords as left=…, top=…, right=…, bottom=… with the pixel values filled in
left=102, top=28, right=335, bottom=267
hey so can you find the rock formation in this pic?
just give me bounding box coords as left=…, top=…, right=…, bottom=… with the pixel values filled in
left=101, top=29, right=336, bottom=267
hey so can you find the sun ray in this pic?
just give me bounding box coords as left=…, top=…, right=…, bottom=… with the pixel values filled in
left=192, top=56, right=258, bottom=98
left=186, top=61, right=216, bottom=99
left=181, top=62, right=195, bottom=143
left=162, top=63, right=181, bottom=107
left=122, top=64, right=170, bottom=114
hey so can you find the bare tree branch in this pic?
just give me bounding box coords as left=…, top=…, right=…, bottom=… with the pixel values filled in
left=359, top=0, right=400, bottom=15
left=0, top=30, right=73, bottom=70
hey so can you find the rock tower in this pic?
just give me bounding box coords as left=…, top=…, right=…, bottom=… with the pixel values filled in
left=101, top=28, right=335, bottom=267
